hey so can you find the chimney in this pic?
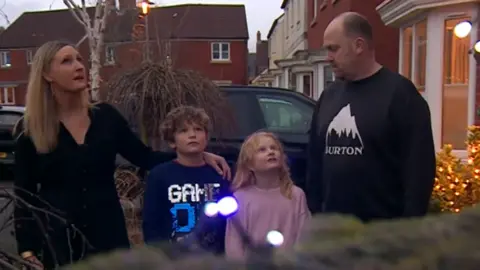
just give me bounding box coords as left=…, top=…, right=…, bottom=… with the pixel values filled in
left=118, top=0, right=137, bottom=10
left=256, top=31, right=261, bottom=43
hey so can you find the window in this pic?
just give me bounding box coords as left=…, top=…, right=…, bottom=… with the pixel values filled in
left=441, top=17, right=470, bottom=150
left=0, top=112, right=22, bottom=126
left=257, top=95, right=313, bottom=133
left=211, top=42, right=230, bottom=61
left=324, top=65, right=334, bottom=90
left=105, top=46, right=115, bottom=65
left=303, top=73, right=312, bottom=97
left=0, top=51, right=11, bottom=68
left=224, top=93, right=258, bottom=137
left=400, top=20, right=427, bottom=91
left=0, top=87, right=15, bottom=105
left=26, top=50, right=33, bottom=65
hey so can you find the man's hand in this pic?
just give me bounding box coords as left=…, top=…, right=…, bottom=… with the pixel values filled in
left=203, top=152, right=231, bottom=180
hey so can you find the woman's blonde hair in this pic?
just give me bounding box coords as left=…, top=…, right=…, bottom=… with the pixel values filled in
left=232, top=131, right=294, bottom=199
left=22, top=40, right=80, bottom=153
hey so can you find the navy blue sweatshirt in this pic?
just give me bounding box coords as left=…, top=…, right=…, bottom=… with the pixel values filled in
left=306, top=67, right=436, bottom=222
left=142, top=161, right=230, bottom=253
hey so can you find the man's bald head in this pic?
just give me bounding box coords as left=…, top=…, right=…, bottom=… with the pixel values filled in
left=323, top=12, right=376, bottom=80
left=335, top=12, right=374, bottom=47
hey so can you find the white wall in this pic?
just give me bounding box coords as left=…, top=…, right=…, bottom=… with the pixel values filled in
left=268, top=16, right=286, bottom=69
left=398, top=3, right=478, bottom=156
left=284, top=0, right=307, bottom=58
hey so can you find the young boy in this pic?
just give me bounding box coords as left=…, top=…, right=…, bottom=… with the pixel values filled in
left=142, top=106, right=230, bottom=254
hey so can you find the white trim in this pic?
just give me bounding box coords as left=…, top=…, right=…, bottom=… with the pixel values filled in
left=377, top=0, right=478, bottom=27
left=467, top=7, right=478, bottom=126
left=0, top=51, right=11, bottom=68
left=0, top=87, right=15, bottom=105
left=26, top=49, right=33, bottom=65
left=211, top=42, right=230, bottom=61
left=105, top=45, right=115, bottom=65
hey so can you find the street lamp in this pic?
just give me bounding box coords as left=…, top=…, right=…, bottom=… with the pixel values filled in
left=139, top=0, right=154, bottom=62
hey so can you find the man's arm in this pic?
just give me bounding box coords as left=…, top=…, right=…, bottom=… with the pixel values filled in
left=305, top=95, right=324, bottom=214
left=393, top=79, right=436, bottom=217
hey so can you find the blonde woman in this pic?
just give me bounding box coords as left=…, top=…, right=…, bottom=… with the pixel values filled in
left=224, top=132, right=310, bottom=260
left=13, top=40, right=231, bottom=269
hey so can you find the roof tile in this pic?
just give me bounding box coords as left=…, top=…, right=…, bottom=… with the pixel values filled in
left=0, top=4, right=249, bottom=49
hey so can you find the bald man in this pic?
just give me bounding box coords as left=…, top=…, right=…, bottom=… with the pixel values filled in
left=305, top=12, right=436, bottom=222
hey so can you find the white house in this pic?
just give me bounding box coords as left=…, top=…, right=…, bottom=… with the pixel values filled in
left=377, top=0, right=479, bottom=158
left=253, top=0, right=333, bottom=100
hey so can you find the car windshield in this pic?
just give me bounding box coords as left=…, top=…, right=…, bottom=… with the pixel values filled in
left=0, top=112, right=22, bottom=126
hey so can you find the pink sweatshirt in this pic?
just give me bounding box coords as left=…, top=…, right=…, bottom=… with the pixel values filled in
left=225, top=185, right=311, bottom=260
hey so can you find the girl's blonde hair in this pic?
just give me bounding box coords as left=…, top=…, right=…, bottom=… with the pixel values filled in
left=21, top=40, right=85, bottom=153
left=232, top=131, right=294, bottom=199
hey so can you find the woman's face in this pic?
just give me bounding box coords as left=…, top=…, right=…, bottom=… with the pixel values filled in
left=44, top=45, right=87, bottom=93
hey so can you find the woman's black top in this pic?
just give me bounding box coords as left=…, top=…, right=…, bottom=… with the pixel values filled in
left=13, top=102, right=171, bottom=259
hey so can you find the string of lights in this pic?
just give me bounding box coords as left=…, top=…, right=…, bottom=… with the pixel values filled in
left=433, top=126, right=480, bottom=212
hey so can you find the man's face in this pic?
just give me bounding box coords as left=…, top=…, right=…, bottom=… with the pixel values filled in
left=323, top=24, right=356, bottom=80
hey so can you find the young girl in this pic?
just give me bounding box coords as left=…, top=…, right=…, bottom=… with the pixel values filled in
left=225, top=131, right=311, bottom=260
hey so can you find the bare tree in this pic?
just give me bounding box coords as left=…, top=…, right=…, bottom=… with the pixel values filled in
left=63, top=0, right=113, bottom=101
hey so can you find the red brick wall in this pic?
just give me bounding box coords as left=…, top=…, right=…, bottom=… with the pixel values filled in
left=0, top=39, right=248, bottom=106
left=306, top=0, right=399, bottom=72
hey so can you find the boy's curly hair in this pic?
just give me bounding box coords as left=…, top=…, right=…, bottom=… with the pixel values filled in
left=160, top=106, right=211, bottom=143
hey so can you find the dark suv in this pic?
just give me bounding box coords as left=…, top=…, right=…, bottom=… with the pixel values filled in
left=0, top=86, right=316, bottom=187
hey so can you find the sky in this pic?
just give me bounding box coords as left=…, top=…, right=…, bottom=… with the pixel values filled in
left=0, top=0, right=283, bottom=52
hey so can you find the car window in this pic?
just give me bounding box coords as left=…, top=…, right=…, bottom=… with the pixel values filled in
left=257, top=95, right=313, bottom=133
left=223, top=93, right=257, bottom=137
left=0, top=112, right=22, bottom=126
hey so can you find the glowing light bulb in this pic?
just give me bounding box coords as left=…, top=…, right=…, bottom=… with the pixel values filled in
left=204, top=202, right=219, bottom=217
left=475, top=41, right=480, bottom=53
left=454, top=21, right=472, bottom=38
left=266, top=230, right=284, bottom=247
left=217, top=196, right=238, bottom=216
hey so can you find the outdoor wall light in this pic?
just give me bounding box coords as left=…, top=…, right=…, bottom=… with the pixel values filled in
left=454, top=20, right=473, bottom=38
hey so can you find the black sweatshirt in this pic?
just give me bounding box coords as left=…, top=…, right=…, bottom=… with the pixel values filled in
left=306, top=67, right=436, bottom=222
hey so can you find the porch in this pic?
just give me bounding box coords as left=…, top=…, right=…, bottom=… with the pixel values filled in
left=377, top=0, right=480, bottom=158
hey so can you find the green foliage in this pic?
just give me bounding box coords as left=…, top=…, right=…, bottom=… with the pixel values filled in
left=65, top=206, right=480, bottom=270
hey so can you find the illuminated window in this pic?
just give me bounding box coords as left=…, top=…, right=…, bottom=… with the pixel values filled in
left=400, top=20, right=427, bottom=92
left=442, top=17, right=470, bottom=149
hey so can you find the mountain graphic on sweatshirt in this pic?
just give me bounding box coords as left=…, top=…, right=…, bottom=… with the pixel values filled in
left=325, top=104, right=363, bottom=156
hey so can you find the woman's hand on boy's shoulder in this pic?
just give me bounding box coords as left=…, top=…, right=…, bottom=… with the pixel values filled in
left=203, top=152, right=231, bottom=180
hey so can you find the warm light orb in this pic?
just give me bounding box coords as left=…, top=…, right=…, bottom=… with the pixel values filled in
left=474, top=40, right=480, bottom=53
left=204, top=202, right=219, bottom=217
left=217, top=196, right=238, bottom=216
left=266, top=230, right=284, bottom=247
left=454, top=21, right=472, bottom=38
left=141, top=2, right=149, bottom=15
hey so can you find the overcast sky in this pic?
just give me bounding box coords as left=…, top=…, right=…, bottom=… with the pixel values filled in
left=0, top=0, right=282, bottom=52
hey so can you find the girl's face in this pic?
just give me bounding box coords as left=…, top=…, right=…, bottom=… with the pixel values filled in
left=250, top=135, right=282, bottom=173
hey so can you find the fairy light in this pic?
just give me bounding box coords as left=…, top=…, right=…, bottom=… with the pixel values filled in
left=433, top=126, right=480, bottom=213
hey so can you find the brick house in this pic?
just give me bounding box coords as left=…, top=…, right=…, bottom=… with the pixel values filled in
left=377, top=0, right=479, bottom=157
left=0, top=1, right=249, bottom=105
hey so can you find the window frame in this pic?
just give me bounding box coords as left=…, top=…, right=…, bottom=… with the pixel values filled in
left=105, top=45, right=116, bottom=65
left=255, top=93, right=314, bottom=135
left=26, top=49, right=33, bottom=65
left=0, top=51, right=11, bottom=68
left=0, top=87, right=15, bottom=105
left=400, top=19, right=427, bottom=92
left=211, top=42, right=230, bottom=61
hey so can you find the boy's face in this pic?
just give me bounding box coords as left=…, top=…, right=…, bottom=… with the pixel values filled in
left=170, top=122, right=208, bottom=155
